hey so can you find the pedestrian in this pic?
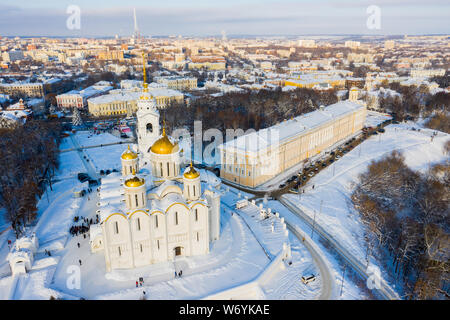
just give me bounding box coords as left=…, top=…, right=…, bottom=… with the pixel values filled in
left=77, top=242, right=80, bottom=248
left=179, top=270, right=182, bottom=277
left=136, top=281, right=138, bottom=288
left=174, top=271, right=177, bottom=278
left=83, top=234, right=86, bottom=239
left=48, top=251, right=51, bottom=256
left=312, top=185, right=315, bottom=190
left=79, top=259, right=82, bottom=266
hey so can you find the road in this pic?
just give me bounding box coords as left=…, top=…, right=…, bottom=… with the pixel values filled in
left=285, top=222, right=334, bottom=300
left=224, top=189, right=335, bottom=299
left=69, top=134, right=100, bottom=180
left=279, top=196, right=399, bottom=300
left=60, top=138, right=135, bottom=153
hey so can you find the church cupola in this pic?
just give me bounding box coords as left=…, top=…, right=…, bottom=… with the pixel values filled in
left=124, top=168, right=147, bottom=210
left=121, top=145, right=139, bottom=176
left=149, top=123, right=181, bottom=179
left=183, top=162, right=201, bottom=201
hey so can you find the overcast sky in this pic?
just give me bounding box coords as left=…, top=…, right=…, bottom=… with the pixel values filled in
left=0, top=0, right=449, bottom=37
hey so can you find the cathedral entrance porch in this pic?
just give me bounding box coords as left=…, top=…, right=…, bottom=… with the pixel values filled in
left=174, top=246, right=184, bottom=257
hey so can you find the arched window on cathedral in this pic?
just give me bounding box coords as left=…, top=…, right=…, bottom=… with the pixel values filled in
left=136, top=218, right=141, bottom=231
left=175, top=211, right=179, bottom=225
left=146, top=123, right=153, bottom=133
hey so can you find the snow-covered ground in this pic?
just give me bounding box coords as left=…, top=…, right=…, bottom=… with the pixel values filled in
left=281, top=120, right=449, bottom=296
left=266, top=200, right=374, bottom=300
left=74, top=131, right=122, bottom=148
left=57, top=151, right=86, bottom=179
left=84, top=144, right=125, bottom=172
left=1, top=133, right=321, bottom=300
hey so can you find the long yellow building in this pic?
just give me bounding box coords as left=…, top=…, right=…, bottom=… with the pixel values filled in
left=88, top=89, right=184, bottom=117
left=218, top=100, right=366, bottom=188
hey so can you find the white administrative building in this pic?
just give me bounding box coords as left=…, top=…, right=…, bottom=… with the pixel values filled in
left=219, top=100, right=367, bottom=188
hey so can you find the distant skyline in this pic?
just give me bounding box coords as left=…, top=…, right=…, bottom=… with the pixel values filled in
left=0, top=0, right=449, bottom=37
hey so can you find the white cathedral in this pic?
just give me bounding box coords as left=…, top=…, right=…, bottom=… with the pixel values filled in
left=89, top=71, right=221, bottom=272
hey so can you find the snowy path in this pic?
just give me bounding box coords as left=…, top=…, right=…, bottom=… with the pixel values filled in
left=70, top=134, right=100, bottom=180
left=60, top=139, right=135, bottom=153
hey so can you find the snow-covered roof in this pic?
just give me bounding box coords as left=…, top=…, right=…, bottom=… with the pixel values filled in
left=220, top=100, right=365, bottom=153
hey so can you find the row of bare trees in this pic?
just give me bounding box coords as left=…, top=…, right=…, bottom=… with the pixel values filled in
left=374, top=82, right=450, bottom=123
left=164, top=87, right=338, bottom=133
left=0, top=119, right=63, bottom=238
left=352, top=151, right=449, bottom=299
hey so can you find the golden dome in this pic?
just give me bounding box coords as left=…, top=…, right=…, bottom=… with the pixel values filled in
left=150, top=127, right=175, bottom=155
left=124, top=168, right=145, bottom=187
left=121, top=145, right=138, bottom=160
left=184, top=162, right=200, bottom=179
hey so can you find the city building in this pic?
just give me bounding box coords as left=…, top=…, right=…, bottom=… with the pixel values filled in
left=188, top=56, right=226, bottom=70
left=384, top=40, right=395, bottom=50
left=1, top=50, right=24, bottom=62
left=298, top=39, right=316, bottom=48
left=87, top=88, right=184, bottom=116
left=56, top=82, right=113, bottom=109
left=410, top=69, right=446, bottom=78
left=154, top=76, right=197, bottom=91
left=0, top=82, right=44, bottom=98
left=345, top=41, right=361, bottom=49
left=218, top=100, right=367, bottom=188
left=97, top=50, right=124, bottom=61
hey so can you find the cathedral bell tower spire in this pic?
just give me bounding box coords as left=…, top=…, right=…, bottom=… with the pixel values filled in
left=142, top=52, right=148, bottom=92
left=136, top=51, right=160, bottom=158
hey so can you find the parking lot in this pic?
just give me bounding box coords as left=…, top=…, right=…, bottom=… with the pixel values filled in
left=275, top=118, right=394, bottom=195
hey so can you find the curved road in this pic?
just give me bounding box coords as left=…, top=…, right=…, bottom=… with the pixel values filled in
left=224, top=191, right=335, bottom=300
left=279, top=196, right=399, bottom=300
left=285, top=222, right=335, bottom=300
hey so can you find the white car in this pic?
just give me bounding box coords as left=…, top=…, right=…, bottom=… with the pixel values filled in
left=301, top=274, right=316, bottom=284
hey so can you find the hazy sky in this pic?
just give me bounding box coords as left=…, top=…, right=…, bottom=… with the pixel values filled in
left=0, top=0, right=449, bottom=37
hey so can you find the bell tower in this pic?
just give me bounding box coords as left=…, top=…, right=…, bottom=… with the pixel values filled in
left=136, top=52, right=160, bottom=159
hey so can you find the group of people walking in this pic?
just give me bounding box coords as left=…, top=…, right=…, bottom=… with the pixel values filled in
left=70, top=215, right=99, bottom=237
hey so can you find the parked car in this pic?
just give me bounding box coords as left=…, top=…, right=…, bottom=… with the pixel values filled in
left=77, top=173, right=90, bottom=182
left=301, top=274, right=316, bottom=284
left=279, top=183, right=286, bottom=188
